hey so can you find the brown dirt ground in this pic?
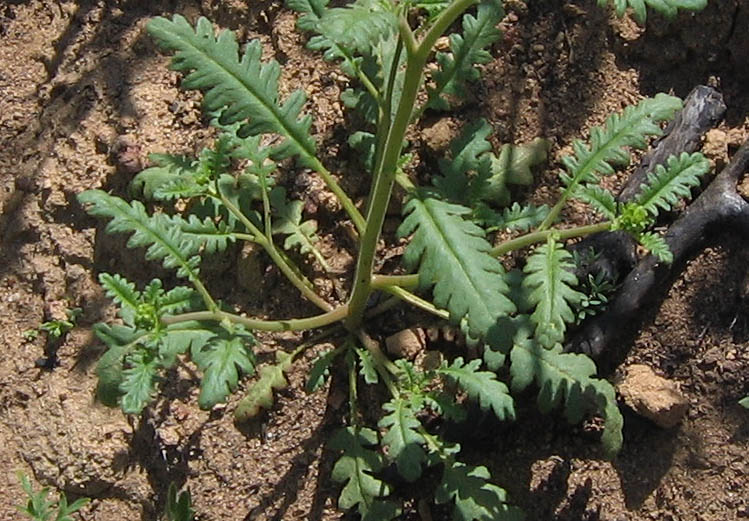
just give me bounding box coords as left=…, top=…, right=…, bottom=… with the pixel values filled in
left=1, top=1, right=748, bottom=520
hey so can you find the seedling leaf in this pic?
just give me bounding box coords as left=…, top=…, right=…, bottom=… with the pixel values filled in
left=523, top=236, right=585, bottom=348
left=330, top=426, right=400, bottom=520
left=379, top=397, right=427, bottom=482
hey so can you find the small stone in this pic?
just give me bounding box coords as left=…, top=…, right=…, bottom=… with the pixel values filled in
left=422, top=118, right=457, bottom=153
left=385, top=328, right=426, bottom=360
left=702, top=128, right=728, bottom=167
left=617, top=364, right=689, bottom=428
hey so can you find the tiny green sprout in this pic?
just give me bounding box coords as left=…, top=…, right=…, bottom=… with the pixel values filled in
left=164, top=483, right=195, bottom=521
left=740, top=396, right=749, bottom=409
left=135, top=302, right=159, bottom=331
left=17, top=471, right=90, bottom=521
left=22, top=329, right=40, bottom=342
left=33, top=307, right=82, bottom=343
left=613, top=202, right=653, bottom=235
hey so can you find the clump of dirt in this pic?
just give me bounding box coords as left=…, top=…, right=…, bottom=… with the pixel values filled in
left=1, top=1, right=747, bottom=520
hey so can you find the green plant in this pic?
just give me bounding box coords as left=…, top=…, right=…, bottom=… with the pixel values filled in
left=23, top=308, right=82, bottom=343
left=164, top=483, right=194, bottom=521
left=16, top=472, right=89, bottom=521
left=77, top=0, right=711, bottom=518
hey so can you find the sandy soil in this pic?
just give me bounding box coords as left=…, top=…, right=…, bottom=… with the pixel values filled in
left=1, top=1, right=748, bottom=520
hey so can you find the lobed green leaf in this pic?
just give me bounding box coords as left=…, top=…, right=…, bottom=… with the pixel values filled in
left=193, top=336, right=255, bottom=409
left=438, top=357, right=515, bottom=421
left=330, top=426, right=400, bottom=520
left=597, top=0, right=708, bottom=24
left=635, top=151, right=710, bottom=217
left=510, top=339, right=623, bottom=458
left=399, top=192, right=515, bottom=345
left=147, top=16, right=317, bottom=166
left=428, top=0, right=504, bottom=110
left=435, top=457, right=524, bottom=521
left=559, top=94, right=682, bottom=195
left=379, top=397, right=427, bottom=482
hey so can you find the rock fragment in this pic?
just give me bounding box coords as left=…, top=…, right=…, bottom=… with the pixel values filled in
left=617, top=364, right=689, bottom=429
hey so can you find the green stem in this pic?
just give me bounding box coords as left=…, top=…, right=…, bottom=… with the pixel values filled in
left=162, top=305, right=348, bottom=332
left=381, top=285, right=449, bottom=320
left=308, top=157, right=366, bottom=234
left=219, top=190, right=332, bottom=312
left=490, top=221, right=612, bottom=257
left=345, top=0, right=481, bottom=330
left=371, top=274, right=418, bottom=289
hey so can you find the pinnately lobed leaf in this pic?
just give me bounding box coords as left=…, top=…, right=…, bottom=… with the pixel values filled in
left=234, top=352, right=292, bottom=421
left=634, top=151, right=710, bottom=217
left=78, top=190, right=202, bottom=280
left=330, top=426, right=400, bottom=520
left=510, top=338, right=623, bottom=458
left=147, top=16, right=317, bottom=166
left=378, top=397, right=428, bottom=482
left=522, top=236, right=585, bottom=348
left=399, top=192, right=516, bottom=345
left=438, top=357, right=515, bottom=421
left=597, top=0, right=707, bottom=24
left=428, top=0, right=504, bottom=110
left=435, top=458, right=525, bottom=521
left=559, top=94, right=682, bottom=193
left=192, top=336, right=255, bottom=409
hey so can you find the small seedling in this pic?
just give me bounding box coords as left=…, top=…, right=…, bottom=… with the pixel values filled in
left=164, top=483, right=194, bottom=521
left=16, top=472, right=90, bottom=521
left=24, top=308, right=82, bottom=344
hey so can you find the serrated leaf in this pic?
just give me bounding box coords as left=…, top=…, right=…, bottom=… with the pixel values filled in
left=435, top=459, right=524, bottom=521
left=635, top=152, right=710, bottom=217
left=306, top=348, right=338, bottom=393
left=159, top=322, right=218, bottom=366
left=315, top=0, right=397, bottom=56
left=192, top=336, right=255, bottom=409
left=348, top=131, right=376, bottom=173
left=559, top=94, right=682, bottom=194
left=428, top=0, right=504, bottom=110
left=476, top=202, right=550, bottom=232
left=523, top=236, right=585, bottom=348
left=439, top=358, right=515, bottom=421
left=573, top=185, right=617, bottom=220
left=637, top=231, right=673, bottom=264
left=234, top=352, right=292, bottom=421
left=78, top=190, right=202, bottom=279
left=159, top=286, right=198, bottom=315
left=93, top=324, right=145, bottom=406
left=170, top=214, right=236, bottom=255
left=478, top=139, right=550, bottom=206
left=434, top=120, right=493, bottom=203
left=379, top=397, right=427, bottom=482
left=597, top=0, right=707, bottom=24
left=269, top=187, right=329, bottom=269
left=510, top=339, right=623, bottom=458
left=399, top=193, right=515, bottom=344
left=147, top=16, right=317, bottom=166
left=356, top=345, right=379, bottom=384
left=120, top=349, right=159, bottom=414
left=329, top=426, right=400, bottom=520
left=99, top=273, right=141, bottom=325
left=132, top=154, right=197, bottom=200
